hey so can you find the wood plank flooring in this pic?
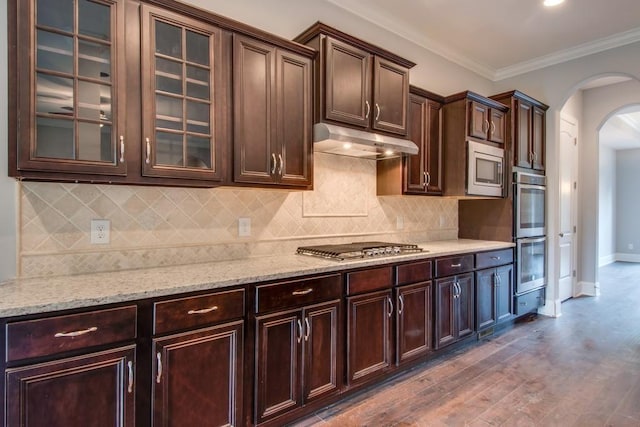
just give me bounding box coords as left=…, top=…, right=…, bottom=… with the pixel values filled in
left=293, top=262, right=640, bottom=426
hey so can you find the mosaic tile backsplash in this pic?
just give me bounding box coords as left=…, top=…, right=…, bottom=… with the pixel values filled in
left=19, top=153, right=458, bottom=277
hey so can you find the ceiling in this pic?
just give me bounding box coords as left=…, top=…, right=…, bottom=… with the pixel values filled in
left=324, top=0, right=640, bottom=150
left=325, top=0, right=640, bottom=81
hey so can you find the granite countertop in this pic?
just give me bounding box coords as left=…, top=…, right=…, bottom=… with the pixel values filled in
left=0, top=239, right=514, bottom=318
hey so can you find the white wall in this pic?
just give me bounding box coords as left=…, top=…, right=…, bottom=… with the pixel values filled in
left=616, top=148, right=640, bottom=259
left=183, top=0, right=494, bottom=96
left=0, top=3, right=17, bottom=281
left=493, top=43, right=640, bottom=316
left=598, top=146, right=616, bottom=265
left=562, top=91, right=583, bottom=122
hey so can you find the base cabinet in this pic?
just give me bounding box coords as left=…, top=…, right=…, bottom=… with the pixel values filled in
left=434, top=273, right=475, bottom=349
left=347, top=290, right=393, bottom=385
left=5, top=346, right=136, bottom=427
left=476, top=265, right=514, bottom=330
left=396, top=281, right=432, bottom=364
left=255, top=300, right=340, bottom=424
left=153, top=322, right=244, bottom=427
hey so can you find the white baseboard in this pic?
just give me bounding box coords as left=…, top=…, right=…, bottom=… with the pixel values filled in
left=537, top=298, right=562, bottom=318
left=599, top=254, right=616, bottom=267
left=615, top=253, right=640, bottom=263
left=577, top=281, right=599, bottom=297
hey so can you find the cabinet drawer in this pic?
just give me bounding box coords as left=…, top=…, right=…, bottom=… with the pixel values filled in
left=396, top=260, right=432, bottom=285
left=346, top=266, right=393, bottom=295
left=435, top=254, right=474, bottom=277
left=256, top=274, right=342, bottom=313
left=6, top=305, right=137, bottom=362
left=476, top=248, right=513, bottom=269
left=154, top=289, right=245, bottom=335
left=515, top=288, right=545, bottom=316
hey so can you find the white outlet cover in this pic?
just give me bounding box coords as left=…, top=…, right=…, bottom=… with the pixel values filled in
left=91, top=219, right=111, bottom=244
left=396, top=216, right=404, bottom=230
left=238, top=217, right=251, bottom=237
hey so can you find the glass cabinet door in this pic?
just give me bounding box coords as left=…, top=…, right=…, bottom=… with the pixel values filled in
left=141, top=5, right=226, bottom=181
left=17, top=0, right=126, bottom=175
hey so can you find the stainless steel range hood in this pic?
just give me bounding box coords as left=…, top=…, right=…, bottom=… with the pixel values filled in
left=313, top=123, right=418, bottom=160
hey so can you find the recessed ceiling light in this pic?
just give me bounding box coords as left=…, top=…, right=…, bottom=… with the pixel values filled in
left=343, top=142, right=352, bottom=150
left=544, top=0, right=565, bottom=6
left=384, top=149, right=394, bottom=156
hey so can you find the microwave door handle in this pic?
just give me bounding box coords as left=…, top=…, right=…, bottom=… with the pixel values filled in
left=497, top=162, right=503, bottom=186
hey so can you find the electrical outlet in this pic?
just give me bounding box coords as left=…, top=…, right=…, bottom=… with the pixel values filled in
left=629, top=243, right=634, bottom=250
left=238, top=217, right=251, bottom=237
left=396, top=216, right=404, bottom=230
left=90, top=219, right=110, bottom=244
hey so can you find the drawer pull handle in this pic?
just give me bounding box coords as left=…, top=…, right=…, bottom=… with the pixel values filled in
left=451, top=263, right=462, bottom=268
left=490, top=256, right=501, bottom=260
left=292, top=288, right=313, bottom=296
left=156, top=352, right=162, bottom=384
left=187, top=306, right=218, bottom=315
left=127, top=361, right=134, bottom=393
left=54, top=326, right=98, bottom=338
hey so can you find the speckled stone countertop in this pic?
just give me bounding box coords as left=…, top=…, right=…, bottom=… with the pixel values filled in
left=0, top=239, right=514, bottom=318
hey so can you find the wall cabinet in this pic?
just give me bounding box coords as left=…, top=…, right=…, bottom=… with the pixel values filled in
left=433, top=255, right=475, bottom=349
left=441, top=91, right=509, bottom=197
left=152, top=289, right=245, bottom=427
left=491, top=91, right=548, bottom=172
left=233, top=35, right=313, bottom=188
left=475, top=249, right=514, bottom=331
left=9, top=0, right=314, bottom=188
left=140, top=5, right=227, bottom=181
left=295, top=22, right=414, bottom=137
left=377, top=86, right=443, bottom=196
left=254, top=274, right=342, bottom=424
left=4, top=305, right=137, bottom=427
left=468, top=100, right=506, bottom=144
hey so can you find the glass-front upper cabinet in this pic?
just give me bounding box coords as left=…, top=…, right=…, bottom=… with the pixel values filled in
left=140, top=5, right=227, bottom=181
left=15, top=0, right=127, bottom=175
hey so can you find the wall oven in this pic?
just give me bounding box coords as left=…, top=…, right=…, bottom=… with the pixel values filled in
left=514, top=172, right=546, bottom=238
left=467, top=140, right=505, bottom=197
left=516, top=236, right=546, bottom=294
left=513, top=171, right=546, bottom=296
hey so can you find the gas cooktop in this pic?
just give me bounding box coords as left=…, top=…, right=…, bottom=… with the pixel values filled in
left=296, top=241, right=423, bottom=261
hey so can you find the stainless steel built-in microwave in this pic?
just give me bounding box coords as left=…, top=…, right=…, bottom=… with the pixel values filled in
left=467, top=140, right=505, bottom=197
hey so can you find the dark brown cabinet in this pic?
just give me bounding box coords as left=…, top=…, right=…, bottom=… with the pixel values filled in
left=152, top=289, right=245, bottom=426
left=433, top=254, right=475, bottom=349
left=476, top=266, right=514, bottom=330
left=9, top=0, right=315, bottom=189
left=395, top=281, right=432, bottom=364
left=4, top=305, right=138, bottom=427
left=377, top=86, right=443, bottom=196
left=295, top=23, right=414, bottom=137
left=491, top=90, right=548, bottom=172
left=11, top=0, right=128, bottom=177
left=6, top=346, right=136, bottom=427
left=347, top=289, right=393, bottom=384
left=140, top=5, right=227, bottom=181
left=442, top=91, right=509, bottom=197
left=435, top=273, right=474, bottom=349
left=468, top=100, right=506, bottom=144
left=254, top=274, right=341, bottom=424
left=233, top=35, right=313, bottom=188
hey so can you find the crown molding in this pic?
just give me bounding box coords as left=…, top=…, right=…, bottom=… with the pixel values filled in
left=323, top=0, right=640, bottom=82
left=494, top=27, right=640, bottom=81
left=323, top=0, right=496, bottom=80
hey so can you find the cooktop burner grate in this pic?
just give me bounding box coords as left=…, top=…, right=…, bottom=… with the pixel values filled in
left=296, top=241, right=423, bottom=261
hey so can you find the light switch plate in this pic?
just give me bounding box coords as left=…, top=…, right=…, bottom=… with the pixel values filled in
left=238, top=217, right=251, bottom=237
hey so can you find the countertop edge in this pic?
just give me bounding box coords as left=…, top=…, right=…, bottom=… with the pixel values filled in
left=0, top=240, right=514, bottom=318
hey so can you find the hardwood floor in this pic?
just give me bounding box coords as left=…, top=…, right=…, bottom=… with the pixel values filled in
left=293, top=262, right=640, bottom=426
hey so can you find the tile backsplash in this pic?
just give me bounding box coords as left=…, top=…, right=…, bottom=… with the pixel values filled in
left=18, top=153, right=457, bottom=277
